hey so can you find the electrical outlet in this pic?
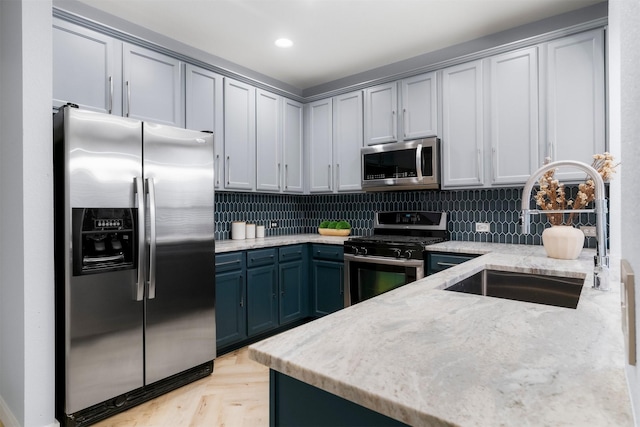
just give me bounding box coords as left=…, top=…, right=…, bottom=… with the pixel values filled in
left=270, top=221, right=279, bottom=228
left=581, top=226, right=597, bottom=237
left=475, top=222, right=490, bottom=233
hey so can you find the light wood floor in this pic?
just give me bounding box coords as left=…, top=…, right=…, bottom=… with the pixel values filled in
left=93, top=347, right=269, bottom=427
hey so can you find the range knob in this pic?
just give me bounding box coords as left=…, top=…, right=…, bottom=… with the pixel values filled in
left=404, top=249, right=415, bottom=259
left=391, top=248, right=402, bottom=258
left=360, top=247, right=368, bottom=255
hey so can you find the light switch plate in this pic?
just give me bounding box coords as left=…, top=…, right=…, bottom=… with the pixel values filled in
left=621, top=259, right=636, bottom=366
left=475, top=223, right=490, bottom=232
left=580, top=226, right=597, bottom=237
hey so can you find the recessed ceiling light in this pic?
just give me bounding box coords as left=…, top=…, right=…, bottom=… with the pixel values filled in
left=275, top=38, right=293, bottom=48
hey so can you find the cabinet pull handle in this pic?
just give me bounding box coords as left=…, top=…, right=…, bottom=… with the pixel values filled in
left=403, top=108, right=408, bottom=138
left=336, top=163, right=340, bottom=190
left=476, top=148, right=482, bottom=182
left=226, top=156, right=230, bottom=185
left=215, top=154, right=220, bottom=186
left=316, top=251, right=336, bottom=258
left=278, top=163, right=281, bottom=189
left=392, top=109, right=396, bottom=140
left=436, top=261, right=458, bottom=267
left=272, top=273, right=277, bottom=298
left=108, top=76, right=113, bottom=114
left=285, top=164, right=288, bottom=190
left=328, top=164, right=332, bottom=190
left=125, top=80, right=131, bottom=117
left=492, top=147, right=497, bottom=182
left=547, top=140, right=554, bottom=160
left=216, top=260, right=241, bottom=267
left=239, top=276, right=244, bottom=307
left=283, top=251, right=302, bottom=257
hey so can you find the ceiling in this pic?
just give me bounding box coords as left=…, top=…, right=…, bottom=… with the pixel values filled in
left=71, top=0, right=604, bottom=90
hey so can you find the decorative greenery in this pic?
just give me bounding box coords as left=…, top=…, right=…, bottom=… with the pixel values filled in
left=319, top=220, right=351, bottom=229
left=535, top=153, right=619, bottom=226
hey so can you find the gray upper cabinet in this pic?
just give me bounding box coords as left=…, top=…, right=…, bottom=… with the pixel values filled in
left=543, top=29, right=605, bottom=182
left=399, top=72, right=438, bottom=140
left=256, top=89, right=282, bottom=192
left=305, top=99, right=333, bottom=193
left=364, top=72, right=437, bottom=146
left=282, top=98, right=304, bottom=193
left=488, top=47, right=539, bottom=185
left=185, top=65, right=224, bottom=189
left=224, top=78, right=256, bottom=191
left=333, top=91, right=363, bottom=192
left=364, top=83, right=397, bottom=145
left=255, top=92, right=304, bottom=193
left=442, top=60, right=485, bottom=188
left=53, top=18, right=121, bottom=115
left=123, top=43, right=184, bottom=127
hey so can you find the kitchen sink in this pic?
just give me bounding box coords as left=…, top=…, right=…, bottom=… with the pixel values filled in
left=444, top=269, right=584, bottom=309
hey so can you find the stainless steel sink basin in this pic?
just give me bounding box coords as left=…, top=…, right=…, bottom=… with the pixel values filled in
left=444, top=269, right=584, bottom=309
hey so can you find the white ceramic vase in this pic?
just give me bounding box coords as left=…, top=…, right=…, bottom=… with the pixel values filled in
left=541, top=225, right=585, bottom=260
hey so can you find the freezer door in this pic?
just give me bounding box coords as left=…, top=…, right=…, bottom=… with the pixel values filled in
left=143, top=123, right=215, bottom=384
left=64, top=108, right=142, bottom=208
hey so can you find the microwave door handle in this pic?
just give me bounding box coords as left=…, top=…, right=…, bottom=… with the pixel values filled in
left=415, top=144, right=423, bottom=180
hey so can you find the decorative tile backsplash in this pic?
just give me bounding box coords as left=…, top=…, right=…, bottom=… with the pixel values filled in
left=214, top=187, right=600, bottom=248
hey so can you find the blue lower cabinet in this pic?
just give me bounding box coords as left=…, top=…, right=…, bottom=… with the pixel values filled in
left=215, top=252, right=247, bottom=351
left=247, top=263, right=279, bottom=337
left=269, top=370, right=409, bottom=427
left=426, top=251, right=478, bottom=275
left=311, top=244, right=344, bottom=317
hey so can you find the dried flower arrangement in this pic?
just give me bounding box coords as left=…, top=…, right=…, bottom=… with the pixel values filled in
left=534, top=153, right=619, bottom=226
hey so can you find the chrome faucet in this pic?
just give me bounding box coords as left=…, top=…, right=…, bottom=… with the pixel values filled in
left=520, top=160, right=609, bottom=290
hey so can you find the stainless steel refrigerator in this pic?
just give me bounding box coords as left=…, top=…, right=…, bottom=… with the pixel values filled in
left=53, top=106, right=216, bottom=426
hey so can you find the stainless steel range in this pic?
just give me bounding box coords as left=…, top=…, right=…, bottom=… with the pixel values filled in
left=344, top=211, right=448, bottom=306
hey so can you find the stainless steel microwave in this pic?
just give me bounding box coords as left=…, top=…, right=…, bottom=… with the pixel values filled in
left=361, top=137, right=440, bottom=191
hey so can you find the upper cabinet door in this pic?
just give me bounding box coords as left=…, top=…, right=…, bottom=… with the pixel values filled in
left=489, top=47, right=539, bottom=185
left=123, top=43, right=183, bottom=127
left=305, top=99, right=333, bottom=193
left=256, top=89, right=282, bottom=192
left=442, top=60, right=485, bottom=188
left=224, top=78, right=256, bottom=191
left=364, top=83, right=397, bottom=145
left=185, top=65, right=224, bottom=189
left=333, top=91, right=363, bottom=192
left=53, top=18, right=121, bottom=115
left=282, top=99, right=304, bottom=193
left=400, top=72, right=437, bottom=140
left=544, top=29, right=605, bottom=181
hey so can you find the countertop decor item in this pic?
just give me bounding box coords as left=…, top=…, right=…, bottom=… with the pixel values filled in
left=531, top=153, right=618, bottom=261
left=318, top=220, right=351, bottom=236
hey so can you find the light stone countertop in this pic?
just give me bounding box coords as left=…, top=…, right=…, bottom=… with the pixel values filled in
left=249, top=241, right=634, bottom=426
left=215, top=233, right=349, bottom=253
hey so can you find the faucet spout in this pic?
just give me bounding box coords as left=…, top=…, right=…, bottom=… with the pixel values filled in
left=520, top=160, right=609, bottom=290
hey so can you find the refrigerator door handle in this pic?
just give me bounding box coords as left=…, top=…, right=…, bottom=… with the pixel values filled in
left=146, top=177, right=157, bottom=299
left=134, top=177, right=145, bottom=301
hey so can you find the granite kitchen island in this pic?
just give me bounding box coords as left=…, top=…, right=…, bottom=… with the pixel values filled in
left=249, top=242, right=634, bottom=426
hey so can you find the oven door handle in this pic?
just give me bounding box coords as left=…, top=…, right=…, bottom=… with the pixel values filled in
left=344, top=253, right=424, bottom=268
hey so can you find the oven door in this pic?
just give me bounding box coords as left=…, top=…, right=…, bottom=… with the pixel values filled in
left=344, top=254, right=424, bottom=306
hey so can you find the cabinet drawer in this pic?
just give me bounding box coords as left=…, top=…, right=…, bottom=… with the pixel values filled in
left=427, top=252, right=476, bottom=275
left=215, top=252, right=245, bottom=273
left=247, top=248, right=277, bottom=268
left=311, top=244, right=344, bottom=261
left=279, top=244, right=305, bottom=262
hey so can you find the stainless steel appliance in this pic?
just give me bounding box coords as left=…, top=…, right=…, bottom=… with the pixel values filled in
left=361, top=137, right=440, bottom=191
left=344, top=211, right=447, bottom=306
left=53, top=106, right=215, bottom=426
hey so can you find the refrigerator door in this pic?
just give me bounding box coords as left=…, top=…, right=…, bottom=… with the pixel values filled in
left=58, top=108, right=145, bottom=413
left=143, top=123, right=215, bottom=384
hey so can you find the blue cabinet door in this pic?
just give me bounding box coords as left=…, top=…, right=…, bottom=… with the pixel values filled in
left=215, top=269, right=247, bottom=350
left=247, top=264, right=278, bottom=337
left=279, top=258, right=308, bottom=325
left=312, top=260, right=344, bottom=317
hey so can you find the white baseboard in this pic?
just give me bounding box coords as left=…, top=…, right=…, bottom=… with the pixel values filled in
left=0, top=395, right=19, bottom=427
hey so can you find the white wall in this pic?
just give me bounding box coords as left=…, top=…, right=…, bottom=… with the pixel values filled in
left=0, top=1, right=56, bottom=426
left=611, top=0, right=640, bottom=422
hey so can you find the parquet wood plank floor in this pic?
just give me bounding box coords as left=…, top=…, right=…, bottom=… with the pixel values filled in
left=92, top=347, right=269, bottom=427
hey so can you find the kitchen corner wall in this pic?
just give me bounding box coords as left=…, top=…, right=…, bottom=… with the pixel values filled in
left=214, top=186, right=599, bottom=248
